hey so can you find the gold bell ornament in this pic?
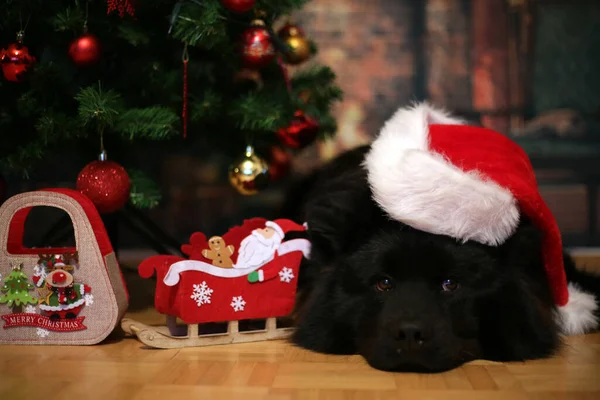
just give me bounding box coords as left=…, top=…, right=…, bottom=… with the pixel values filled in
left=277, top=22, right=312, bottom=65
left=228, top=145, right=270, bottom=195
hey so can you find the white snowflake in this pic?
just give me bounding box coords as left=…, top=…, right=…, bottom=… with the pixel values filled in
left=230, top=296, right=246, bottom=312
left=84, top=293, right=94, bottom=306
left=36, top=328, right=50, bottom=338
left=279, top=267, right=295, bottom=283
left=190, top=281, right=213, bottom=307
left=24, top=305, right=37, bottom=314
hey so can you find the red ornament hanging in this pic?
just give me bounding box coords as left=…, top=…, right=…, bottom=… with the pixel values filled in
left=221, top=0, right=256, bottom=13
left=276, top=110, right=320, bottom=149
left=268, top=146, right=292, bottom=182
left=0, top=32, right=36, bottom=83
left=240, top=20, right=276, bottom=69
left=69, top=33, right=102, bottom=67
left=76, top=152, right=131, bottom=214
left=107, top=0, right=136, bottom=17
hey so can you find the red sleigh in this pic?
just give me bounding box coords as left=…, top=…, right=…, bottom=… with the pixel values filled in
left=121, top=218, right=310, bottom=348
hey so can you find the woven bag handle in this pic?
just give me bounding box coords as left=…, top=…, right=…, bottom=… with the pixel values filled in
left=0, top=188, right=114, bottom=257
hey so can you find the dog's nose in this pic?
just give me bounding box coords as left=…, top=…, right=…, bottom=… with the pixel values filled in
left=395, top=322, right=432, bottom=350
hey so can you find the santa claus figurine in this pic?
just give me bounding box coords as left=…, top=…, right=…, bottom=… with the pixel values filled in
left=237, top=220, right=309, bottom=283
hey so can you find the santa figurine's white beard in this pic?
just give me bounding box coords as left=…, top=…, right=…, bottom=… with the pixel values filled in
left=234, top=230, right=282, bottom=269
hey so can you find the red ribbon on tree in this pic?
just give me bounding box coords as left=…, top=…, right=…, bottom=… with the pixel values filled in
left=107, top=0, right=136, bottom=18
left=182, top=45, right=189, bottom=139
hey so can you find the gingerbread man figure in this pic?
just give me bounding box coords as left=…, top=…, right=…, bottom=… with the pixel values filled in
left=202, top=236, right=235, bottom=269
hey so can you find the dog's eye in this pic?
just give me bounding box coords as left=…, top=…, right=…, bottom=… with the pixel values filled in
left=442, top=279, right=459, bottom=292
left=375, top=278, right=395, bottom=292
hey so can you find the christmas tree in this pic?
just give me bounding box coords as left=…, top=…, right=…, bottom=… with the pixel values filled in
left=0, top=264, right=38, bottom=313
left=0, top=0, right=342, bottom=209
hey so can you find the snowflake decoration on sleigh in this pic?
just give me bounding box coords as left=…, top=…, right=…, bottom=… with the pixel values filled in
left=191, top=281, right=213, bottom=307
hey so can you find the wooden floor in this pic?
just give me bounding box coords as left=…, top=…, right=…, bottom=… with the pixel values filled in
left=0, top=308, right=598, bottom=400
left=2, top=254, right=599, bottom=400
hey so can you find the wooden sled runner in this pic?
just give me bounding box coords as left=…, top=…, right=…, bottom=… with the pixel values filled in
left=121, top=316, right=293, bottom=349
left=124, top=218, right=309, bottom=349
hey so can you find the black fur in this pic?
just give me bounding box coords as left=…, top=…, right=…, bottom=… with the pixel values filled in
left=283, top=145, right=600, bottom=373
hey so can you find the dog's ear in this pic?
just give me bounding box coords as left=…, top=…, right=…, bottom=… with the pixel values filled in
left=300, top=146, right=384, bottom=265
left=498, top=218, right=544, bottom=272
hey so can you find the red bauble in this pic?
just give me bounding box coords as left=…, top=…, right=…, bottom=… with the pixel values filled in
left=276, top=110, right=320, bottom=149
left=221, top=0, right=255, bottom=13
left=77, top=160, right=131, bottom=214
left=0, top=41, right=36, bottom=82
left=268, top=146, right=292, bottom=182
left=240, top=20, right=276, bottom=69
left=68, top=34, right=102, bottom=67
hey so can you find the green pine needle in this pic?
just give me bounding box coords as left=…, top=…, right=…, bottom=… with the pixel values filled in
left=75, top=84, right=122, bottom=132
left=115, top=107, right=180, bottom=140
left=128, top=169, right=163, bottom=209
left=172, top=2, right=228, bottom=48
left=117, top=22, right=151, bottom=47
left=52, top=6, right=85, bottom=33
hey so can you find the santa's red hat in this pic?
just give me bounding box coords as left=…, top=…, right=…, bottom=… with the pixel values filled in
left=364, top=102, right=597, bottom=335
left=266, top=219, right=307, bottom=239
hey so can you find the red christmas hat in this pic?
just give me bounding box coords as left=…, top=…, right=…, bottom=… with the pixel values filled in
left=266, top=219, right=307, bottom=239
left=364, top=102, right=597, bottom=335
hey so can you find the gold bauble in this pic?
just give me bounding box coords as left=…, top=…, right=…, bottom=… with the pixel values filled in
left=278, top=23, right=311, bottom=65
left=228, top=145, right=270, bottom=195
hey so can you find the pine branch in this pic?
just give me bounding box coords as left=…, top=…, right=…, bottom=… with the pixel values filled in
left=117, top=21, right=152, bottom=47
left=190, top=90, right=224, bottom=122
left=230, top=92, right=286, bottom=132
left=75, top=84, right=122, bottom=132
left=128, top=169, right=162, bottom=209
left=52, top=6, right=85, bottom=33
left=115, top=107, right=180, bottom=140
left=172, top=1, right=228, bottom=49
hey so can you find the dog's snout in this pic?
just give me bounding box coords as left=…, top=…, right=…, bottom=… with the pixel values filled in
left=395, top=322, right=433, bottom=350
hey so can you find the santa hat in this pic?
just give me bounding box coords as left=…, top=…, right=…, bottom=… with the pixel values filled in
left=266, top=219, right=307, bottom=239
left=364, top=102, right=598, bottom=336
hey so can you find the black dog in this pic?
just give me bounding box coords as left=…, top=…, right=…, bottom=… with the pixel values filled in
left=283, top=145, right=600, bottom=373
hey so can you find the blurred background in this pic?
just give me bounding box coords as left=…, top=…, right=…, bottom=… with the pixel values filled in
left=4, top=0, right=600, bottom=262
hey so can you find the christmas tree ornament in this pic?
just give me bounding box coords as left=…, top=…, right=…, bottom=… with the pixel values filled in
left=70, top=4, right=101, bottom=67
left=278, top=23, right=312, bottom=65
left=0, top=31, right=36, bottom=83
left=69, top=33, right=102, bottom=67
left=240, top=20, right=276, bottom=69
left=221, top=0, right=256, bottom=13
left=228, top=145, right=270, bottom=195
left=107, top=0, right=136, bottom=17
left=276, top=110, right=320, bottom=149
left=268, top=146, right=292, bottom=182
left=76, top=150, right=131, bottom=213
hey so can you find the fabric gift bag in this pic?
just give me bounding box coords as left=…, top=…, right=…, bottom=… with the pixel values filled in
left=0, top=188, right=128, bottom=345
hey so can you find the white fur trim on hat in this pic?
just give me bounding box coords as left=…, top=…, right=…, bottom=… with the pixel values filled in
left=266, top=221, right=284, bottom=238
left=555, top=283, right=598, bottom=335
left=363, top=102, right=520, bottom=246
